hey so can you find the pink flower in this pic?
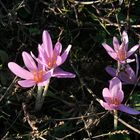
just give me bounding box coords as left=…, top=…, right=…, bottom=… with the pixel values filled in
left=105, top=65, right=139, bottom=85
left=100, top=77, right=140, bottom=114
left=8, top=52, right=52, bottom=88
left=102, top=31, right=139, bottom=63
left=32, top=30, right=75, bottom=78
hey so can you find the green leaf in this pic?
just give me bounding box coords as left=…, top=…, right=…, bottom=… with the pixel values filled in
left=0, top=71, right=9, bottom=85
left=29, top=28, right=41, bottom=36
left=0, top=50, right=8, bottom=64
left=109, top=134, right=130, bottom=140
left=129, top=93, right=140, bottom=111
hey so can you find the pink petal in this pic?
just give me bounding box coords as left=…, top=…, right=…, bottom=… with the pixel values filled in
left=124, top=65, right=136, bottom=82
left=31, top=49, right=47, bottom=70
left=54, top=42, right=62, bottom=55
left=55, top=56, right=62, bottom=67
left=100, top=100, right=113, bottom=110
left=42, top=69, right=53, bottom=81
left=38, top=69, right=53, bottom=86
left=122, top=31, right=129, bottom=51
left=18, top=79, right=35, bottom=87
left=38, top=44, right=45, bottom=59
left=102, top=88, right=112, bottom=103
left=42, top=30, right=53, bottom=58
left=37, top=79, right=50, bottom=87
left=8, top=62, right=33, bottom=79
left=53, top=67, right=76, bottom=78
left=61, top=44, right=72, bottom=64
left=118, top=104, right=140, bottom=115
left=126, top=59, right=135, bottom=63
left=102, top=43, right=118, bottom=60
left=109, top=77, right=124, bottom=103
left=22, top=52, right=37, bottom=72
left=127, top=44, right=139, bottom=58
left=113, top=37, right=120, bottom=52
left=105, top=66, right=116, bottom=77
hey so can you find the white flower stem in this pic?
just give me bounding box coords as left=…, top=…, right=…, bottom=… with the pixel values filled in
left=114, top=110, right=118, bottom=130
left=116, top=61, right=121, bottom=76
left=35, top=79, right=50, bottom=111
left=35, top=86, right=44, bottom=111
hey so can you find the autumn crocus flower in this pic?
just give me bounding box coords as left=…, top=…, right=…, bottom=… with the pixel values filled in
left=102, top=31, right=139, bottom=63
left=8, top=52, right=52, bottom=88
left=100, top=77, right=140, bottom=114
left=32, top=30, right=75, bottom=78
left=105, top=65, right=139, bottom=85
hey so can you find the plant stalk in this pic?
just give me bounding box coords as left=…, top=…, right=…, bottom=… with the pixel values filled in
left=114, top=110, right=118, bottom=130
left=35, top=79, right=50, bottom=111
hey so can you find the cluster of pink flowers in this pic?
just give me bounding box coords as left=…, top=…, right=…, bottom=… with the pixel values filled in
left=8, top=30, right=139, bottom=115
left=8, top=30, right=75, bottom=88
left=101, top=31, right=140, bottom=115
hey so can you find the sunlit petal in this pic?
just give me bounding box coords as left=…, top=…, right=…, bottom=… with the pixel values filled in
left=42, top=30, right=53, bottom=58
left=102, top=43, right=118, bottom=60
left=109, top=77, right=124, bottom=103
left=61, top=44, right=72, bottom=64
left=100, top=100, right=113, bottom=110
left=22, top=51, right=37, bottom=72
left=122, top=31, right=129, bottom=51
left=54, top=42, right=62, bottom=55
left=113, top=36, right=120, bottom=52
left=127, top=44, right=139, bottom=58
left=8, top=62, right=33, bottom=79
left=53, top=67, right=76, bottom=78
left=102, top=88, right=112, bottom=103
left=18, top=79, right=35, bottom=88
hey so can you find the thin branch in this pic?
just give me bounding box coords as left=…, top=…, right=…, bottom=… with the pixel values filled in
left=0, top=76, right=17, bottom=102
left=114, top=115, right=140, bottom=134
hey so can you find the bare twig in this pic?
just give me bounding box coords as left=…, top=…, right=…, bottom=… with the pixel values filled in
left=0, top=76, right=17, bottom=102
left=90, top=130, right=129, bottom=139
left=115, top=115, right=140, bottom=134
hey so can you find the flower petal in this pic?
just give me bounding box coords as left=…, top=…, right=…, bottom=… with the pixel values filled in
left=126, top=59, right=135, bottom=63
left=31, top=47, right=47, bottom=70
left=42, top=69, right=53, bottom=81
left=105, top=66, right=116, bottom=77
left=109, top=77, right=124, bottom=103
left=38, top=79, right=50, bottom=87
left=22, top=52, right=37, bottom=72
left=122, top=31, right=129, bottom=51
left=38, top=69, right=53, bottom=86
left=8, top=62, right=33, bottom=79
left=123, top=65, right=136, bottom=82
left=100, top=100, right=113, bottom=110
left=102, top=88, right=112, bottom=103
left=42, top=30, right=53, bottom=58
left=61, top=44, right=72, bottom=64
left=127, top=44, right=139, bottom=58
left=53, top=67, right=76, bottom=78
left=118, top=104, right=140, bottom=115
left=102, top=43, right=118, bottom=60
left=54, top=42, right=62, bottom=55
left=18, top=79, right=35, bottom=87
left=54, top=56, right=62, bottom=67
left=113, top=37, right=120, bottom=52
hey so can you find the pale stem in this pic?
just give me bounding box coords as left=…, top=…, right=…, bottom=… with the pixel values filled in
left=114, top=110, right=118, bottom=130
left=116, top=61, right=121, bottom=76
left=35, top=79, right=50, bottom=111
left=35, top=86, right=44, bottom=111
